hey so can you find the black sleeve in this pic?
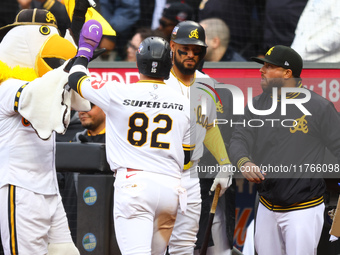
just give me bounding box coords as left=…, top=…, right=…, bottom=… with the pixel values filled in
left=70, top=0, right=90, bottom=45
left=184, top=150, right=191, bottom=165
left=229, top=104, right=256, bottom=169
left=68, top=57, right=89, bottom=92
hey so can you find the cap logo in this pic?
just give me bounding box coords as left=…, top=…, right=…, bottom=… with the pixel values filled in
left=266, top=47, right=274, bottom=56
left=176, top=12, right=188, bottom=22
left=284, top=61, right=289, bottom=66
left=46, top=12, right=56, bottom=23
left=189, top=28, right=199, bottom=39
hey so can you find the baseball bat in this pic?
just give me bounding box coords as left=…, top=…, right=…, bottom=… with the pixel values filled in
left=199, top=184, right=221, bottom=255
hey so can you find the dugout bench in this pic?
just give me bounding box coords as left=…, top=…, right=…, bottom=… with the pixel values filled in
left=56, top=142, right=121, bottom=255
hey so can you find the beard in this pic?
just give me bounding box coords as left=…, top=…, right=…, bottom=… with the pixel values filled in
left=261, top=78, right=285, bottom=94
left=81, top=121, right=96, bottom=131
left=173, top=52, right=200, bottom=75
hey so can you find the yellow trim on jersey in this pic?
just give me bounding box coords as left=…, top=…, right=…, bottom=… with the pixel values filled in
left=203, top=125, right=231, bottom=165
left=9, top=185, right=18, bottom=254
left=206, top=122, right=214, bottom=130
left=137, top=80, right=166, bottom=84
left=14, top=83, right=28, bottom=112
left=87, top=128, right=106, bottom=136
left=275, top=81, right=303, bottom=101
left=237, top=157, right=252, bottom=170
left=170, top=68, right=196, bottom=87
left=260, top=196, right=324, bottom=212
left=183, top=144, right=195, bottom=151
left=184, top=161, right=193, bottom=170
left=77, top=75, right=89, bottom=98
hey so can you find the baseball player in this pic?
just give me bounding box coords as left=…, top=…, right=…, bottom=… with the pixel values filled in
left=0, top=9, right=81, bottom=255
left=228, top=45, right=340, bottom=254
left=68, top=20, right=195, bottom=254
left=165, top=20, right=233, bottom=254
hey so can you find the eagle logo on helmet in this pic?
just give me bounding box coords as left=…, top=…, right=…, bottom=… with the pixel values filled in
left=189, top=28, right=199, bottom=39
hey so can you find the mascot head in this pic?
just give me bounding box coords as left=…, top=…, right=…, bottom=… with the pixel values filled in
left=0, top=8, right=76, bottom=79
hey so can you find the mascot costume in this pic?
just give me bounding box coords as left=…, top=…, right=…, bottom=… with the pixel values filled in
left=0, top=3, right=114, bottom=255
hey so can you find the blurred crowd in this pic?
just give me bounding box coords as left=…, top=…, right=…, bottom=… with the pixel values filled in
left=1, top=0, right=339, bottom=63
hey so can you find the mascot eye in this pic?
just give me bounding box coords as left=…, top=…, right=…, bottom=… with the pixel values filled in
left=40, top=26, right=51, bottom=35
left=44, top=58, right=66, bottom=69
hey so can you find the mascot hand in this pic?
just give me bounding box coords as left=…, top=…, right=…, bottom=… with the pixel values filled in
left=76, top=20, right=103, bottom=61
left=210, top=164, right=233, bottom=197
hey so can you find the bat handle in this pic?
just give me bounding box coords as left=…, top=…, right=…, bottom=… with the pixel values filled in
left=211, top=184, right=221, bottom=214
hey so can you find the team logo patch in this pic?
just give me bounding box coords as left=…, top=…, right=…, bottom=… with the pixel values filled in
left=46, top=12, right=56, bottom=23
left=290, top=115, right=308, bottom=134
left=189, top=29, right=199, bottom=39
left=82, top=233, right=97, bottom=252
left=91, top=80, right=106, bottom=89
left=266, top=46, right=274, bottom=56
left=83, top=186, right=97, bottom=205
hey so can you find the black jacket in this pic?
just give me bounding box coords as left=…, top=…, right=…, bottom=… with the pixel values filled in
left=230, top=86, right=340, bottom=207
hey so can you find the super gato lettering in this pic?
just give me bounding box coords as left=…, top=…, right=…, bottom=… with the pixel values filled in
left=123, top=99, right=183, bottom=110
left=123, top=99, right=161, bottom=108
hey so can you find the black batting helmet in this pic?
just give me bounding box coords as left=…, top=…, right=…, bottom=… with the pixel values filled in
left=136, top=36, right=172, bottom=79
left=171, top=20, right=207, bottom=47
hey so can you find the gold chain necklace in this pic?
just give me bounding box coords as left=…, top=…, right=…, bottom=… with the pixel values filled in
left=172, top=68, right=190, bottom=99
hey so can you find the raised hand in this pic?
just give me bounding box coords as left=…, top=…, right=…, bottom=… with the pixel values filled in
left=76, top=20, right=103, bottom=61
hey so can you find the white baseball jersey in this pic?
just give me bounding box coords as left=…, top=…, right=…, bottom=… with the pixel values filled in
left=77, top=75, right=193, bottom=179
left=0, top=79, right=59, bottom=195
left=166, top=69, right=217, bottom=161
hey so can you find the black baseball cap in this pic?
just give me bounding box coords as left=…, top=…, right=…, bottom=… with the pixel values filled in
left=162, top=2, right=193, bottom=24
left=0, top=8, right=58, bottom=40
left=251, top=45, right=303, bottom=78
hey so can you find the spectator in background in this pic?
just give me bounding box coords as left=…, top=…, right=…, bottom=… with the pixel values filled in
left=291, top=0, right=340, bottom=63
left=98, top=0, right=140, bottom=60
left=151, top=0, right=200, bottom=30
left=126, top=27, right=166, bottom=62
left=198, top=0, right=265, bottom=60
left=73, top=103, right=106, bottom=143
left=261, top=0, right=308, bottom=54
left=199, top=18, right=246, bottom=62
left=156, top=1, right=194, bottom=41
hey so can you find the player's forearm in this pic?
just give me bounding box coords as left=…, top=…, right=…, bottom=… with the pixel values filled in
left=68, top=57, right=89, bottom=93
left=203, top=125, right=231, bottom=165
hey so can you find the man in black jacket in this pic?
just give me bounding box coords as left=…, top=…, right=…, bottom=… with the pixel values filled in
left=229, top=45, right=340, bottom=254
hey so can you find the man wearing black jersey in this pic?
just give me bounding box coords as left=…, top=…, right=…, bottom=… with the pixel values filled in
left=229, top=45, right=340, bottom=255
